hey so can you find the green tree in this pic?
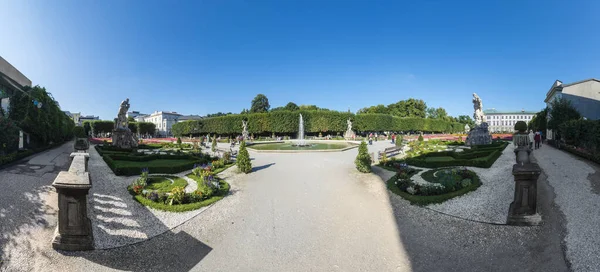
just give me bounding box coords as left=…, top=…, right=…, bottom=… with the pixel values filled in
left=357, top=104, right=388, bottom=114
left=418, top=134, right=424, bottom=142
left=250, top=94, right=270, bottom=113
left=395, top=134, right=403, bottom=147
left=284, top=102, right=300, bottom=111
left=548, top=99, right=581, bottom=130
left=355, top=141, right=372, bottom=173
left=177, top=137, right=182, bottom=148
left=529, top=108, right=548, bottom=132
left=236, top=141, right=252, bottom=173
left=457, top=115, right=475, bottom=127
left=426, top=107, right=448, bottom=120
left=388, top=98, right=427, bottom=118
left=127, top=116, right=135, bottom=122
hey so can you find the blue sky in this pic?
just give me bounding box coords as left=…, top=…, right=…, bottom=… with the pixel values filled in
left=2, top=0, right=599, bottom=120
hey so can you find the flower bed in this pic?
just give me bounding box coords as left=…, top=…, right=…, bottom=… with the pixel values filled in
left=386, top=166, right=481, bottom=205
left=128, top=163, right=230, bottom=212
left=405, top=141, right=508, bottom=168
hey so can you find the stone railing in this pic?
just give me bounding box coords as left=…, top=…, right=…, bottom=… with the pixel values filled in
left=51, top=152, right=94, bottom=251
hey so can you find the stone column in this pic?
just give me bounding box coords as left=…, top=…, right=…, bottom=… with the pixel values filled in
left=507, top=162, right=542, bottom=226
left=52, top=153, right=94, bottom=250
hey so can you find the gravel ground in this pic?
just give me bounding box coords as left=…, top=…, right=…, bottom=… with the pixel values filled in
left=87, top=145, right=241, bottom=249
left=424, top=145, right=515, bottom=224
left=535, top=145, right=600, bottom=271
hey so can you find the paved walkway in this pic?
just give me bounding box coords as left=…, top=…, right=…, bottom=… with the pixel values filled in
left=534, top=144, right=600, bottom=271
left=1, top=141, right=572, bottom=271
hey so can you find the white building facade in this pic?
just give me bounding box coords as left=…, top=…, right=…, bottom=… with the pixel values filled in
left=142, top=111, right=181, bottom=137
left=483, top=109, right=535, bottom=133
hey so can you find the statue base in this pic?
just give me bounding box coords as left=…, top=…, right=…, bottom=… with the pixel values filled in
left=465, top=122, right=492, bottom=146
left=112, top=129, right=138, bottom=149
left=344, top=130, right=356, bottom=140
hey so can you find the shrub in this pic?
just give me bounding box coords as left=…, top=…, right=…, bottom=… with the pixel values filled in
left=167, top=186, right=186, bottom=205
left=395, top=135, right=403, bottom=147
left=223, top=151, right=231, bottom=163
left=514, top=121, right=527, bottom=132
left=177, top=137, right=182, bottom=146
left=0, top=117, right=20, bottom=154
left=73, top=126, right=86, bottom=138
left=211, top=136, right=217, bottom=153
left=237, top=141, right=252, bottom=173
left=418, top=134, right=424, bottom=142
left=355, top=141, right=372, bottom=173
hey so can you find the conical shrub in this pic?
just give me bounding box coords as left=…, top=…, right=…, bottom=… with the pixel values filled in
left=237, top=141, right=252, bottom=174
left=355, top=141, right=372, bottom=173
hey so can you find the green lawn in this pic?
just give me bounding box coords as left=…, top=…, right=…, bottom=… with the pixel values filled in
left=248, top=142, right=352, bottom=150
left=144, top=175, right=188, bottom=192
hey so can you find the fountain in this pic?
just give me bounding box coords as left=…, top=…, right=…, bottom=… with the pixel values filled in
left=292, top=113, right=310, bottom=147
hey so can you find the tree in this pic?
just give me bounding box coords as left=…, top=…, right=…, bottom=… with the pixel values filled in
left=284, top=102, right=299, bottom=111
left=426, top=107, right=448, bottom=120
left=457, top=115, right=475, bottom=128
left=127, top=116, right=135, bottom=122
left=137, top=122, right=156, bottom=136
left=529, top=108, right=548, bottom=132
left=236, top=141, right=252, bottom=173
left=386, top=98, right=427, bottom=118
left=357, top=104, right=388, bottom=114
left=548, top=99, right=581, bottom=130
left=355, top=141, right=372, bottom=173
left=250, top=94, right=270, bottom=113
left=177, top=137, right=182, bottom=147
left=240, top=108, right=249, bottom=114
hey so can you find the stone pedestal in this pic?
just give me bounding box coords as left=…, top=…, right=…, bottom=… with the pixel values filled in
left=507, top=163, right=542, bottom=226
left=112, top=129, right=138, bottom=149
left=344, top=130, right=356, bottom=140
left=465, top=122, right=492, bottom=146
left=52, top=154, right=94, bottom=251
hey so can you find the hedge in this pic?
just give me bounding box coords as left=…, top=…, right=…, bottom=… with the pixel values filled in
left=406, top=142, right=508, bottom=168
left=559, top=119, right=600, bottom=153
left=172, top=111, right=464, bottom=136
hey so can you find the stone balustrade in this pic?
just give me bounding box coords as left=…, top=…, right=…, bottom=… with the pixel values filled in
left=51, top=152, right=94, bottom=251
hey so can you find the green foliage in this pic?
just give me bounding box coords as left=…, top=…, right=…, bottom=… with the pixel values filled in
left=177, top=137, right=182, bottom=145
left=418, top=134, right=424, bottom=142
left=395, top=135, right=403, bottom=147
left=137, top=122, right=156, bottom=136
left=0, top=116, right=20, bottom=154
left=237, top=141, right=252, bottom=173
left=91, top=120, right=114, bottom=135
left=406, top=141, right=508, bottom=168
left=284, top=102, right=300, bottom=111
left=167, top=186, right=186, bottom=205
left=355, top=141, right=372, bottom=173
left=250, top=94, right=270, bottom=113
left=559, top=119, right=600, bottom=152
left=83, top=121, right=92, bottom=136
left=73, top=126, right=86, bottom=138
left=514, top=121, right=528, bottom=132
left=128, top=122, right=138, bottom=133
left=548, top=98, right=581, bottom=130
left=8, top=85, right=74, bottom=145
left=457, top=115, right=475, bottom=127
left=528, top=107, right=548, bottom=132
left=360, top=98, right=427, bottom=118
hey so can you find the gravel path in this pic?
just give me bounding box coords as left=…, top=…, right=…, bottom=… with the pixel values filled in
left=424, top=145, right=515, bottom=224
left=87, top=145, right=239, bottom=249
left=535, top=145, right=600, bottom=271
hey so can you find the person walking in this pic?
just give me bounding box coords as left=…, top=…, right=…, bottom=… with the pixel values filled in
left=534, top=132, right=541, bottom=149
left=528, top=130, right=534, bottom=149
left=392, top=133, right=396, bottom=144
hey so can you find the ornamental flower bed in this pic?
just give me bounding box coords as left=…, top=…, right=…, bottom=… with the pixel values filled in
left=127, top=165, right=230, bottom=212
left=396, top=167, right=479, bottom=197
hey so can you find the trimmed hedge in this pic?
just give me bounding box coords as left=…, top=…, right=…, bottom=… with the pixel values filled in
left=172, top=111, right=464, bottom=136
left=406, top=142, right=508, bottom=168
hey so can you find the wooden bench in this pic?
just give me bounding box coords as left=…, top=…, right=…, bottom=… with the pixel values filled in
left=378, top=146, right=404, bottom=160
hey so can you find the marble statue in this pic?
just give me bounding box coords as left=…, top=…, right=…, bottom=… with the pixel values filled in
left=241, top=119, right=249, bottom=140
left=466, top=93, right=492, bottom=146
left=472, top=93, right=484, bottom=126
left=115, top=98, right=130, bottom=131
left=112, top=98, right=138, bottom=148
left=343, top=118, right=356, bottom=140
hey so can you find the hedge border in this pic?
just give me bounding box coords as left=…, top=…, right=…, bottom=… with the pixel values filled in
left=406, top=141, right=508, bottom=168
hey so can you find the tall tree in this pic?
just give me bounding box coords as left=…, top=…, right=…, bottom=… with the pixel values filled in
left=426, top=107, right=449, bottom=120
left=250, top=94, right=270, bottom=113
left=357, top=104, right=388, bottom=114
left=457, top=115, right=475, bottom=127
left=528, top=107, right=548, bottom=132
left=548, top=99, right=580, bottom=130
left=284, top=102, right=300, bottom=111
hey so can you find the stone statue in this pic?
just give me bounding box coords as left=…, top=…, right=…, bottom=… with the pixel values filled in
left=112, top=98, right=138, bottom=148
left=464, top=124, right=470, bottom=133
left=115, top=98, right=130, bottom=131
left=466, top=93, right=492, bottom=146
left=343, top=118, right=356, bottom=140
left=472, top=93, right=484, bottom=126
left=241, top=119, right=249, bottom=140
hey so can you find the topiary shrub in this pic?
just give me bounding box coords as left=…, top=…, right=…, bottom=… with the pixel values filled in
left=418, top=134, right=424, bottom=142
left=355, top=141, right=372, bottom=173
left=237, top=141, right=252, bottom=173
left=396, top=135, right=403, bottom=147
left=73, top=126, right=86, bottom=138
left=211, top=136, right=217, bottom=153
left=514, top=121, right=527, bottom=133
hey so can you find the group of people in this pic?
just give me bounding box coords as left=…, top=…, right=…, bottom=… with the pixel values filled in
left=528, top=130, right=543, bottom=149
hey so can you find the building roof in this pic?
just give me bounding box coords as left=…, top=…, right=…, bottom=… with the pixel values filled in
left=0, top=56, right=32, bottom=88
left=178, top=115, right=203, bottom=121
left=545, top=78, right=600, bottom=102
left=148, top=111, right=182, bottom=116
left=483, top=109, right=536, bottom=114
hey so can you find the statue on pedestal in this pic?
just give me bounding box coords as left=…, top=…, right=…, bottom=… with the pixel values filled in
left=112, top=98, right=138, bottom=148
left=343, top=118, right=356, bottom=139
left=465, top=93, right=492, bottom=146
left=472, top=93, right=484, bottom=126
left=241, top=119, right=249, bottom=140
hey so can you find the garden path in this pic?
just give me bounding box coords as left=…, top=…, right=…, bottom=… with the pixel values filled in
left=534, top=144, right=600, bottom=271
